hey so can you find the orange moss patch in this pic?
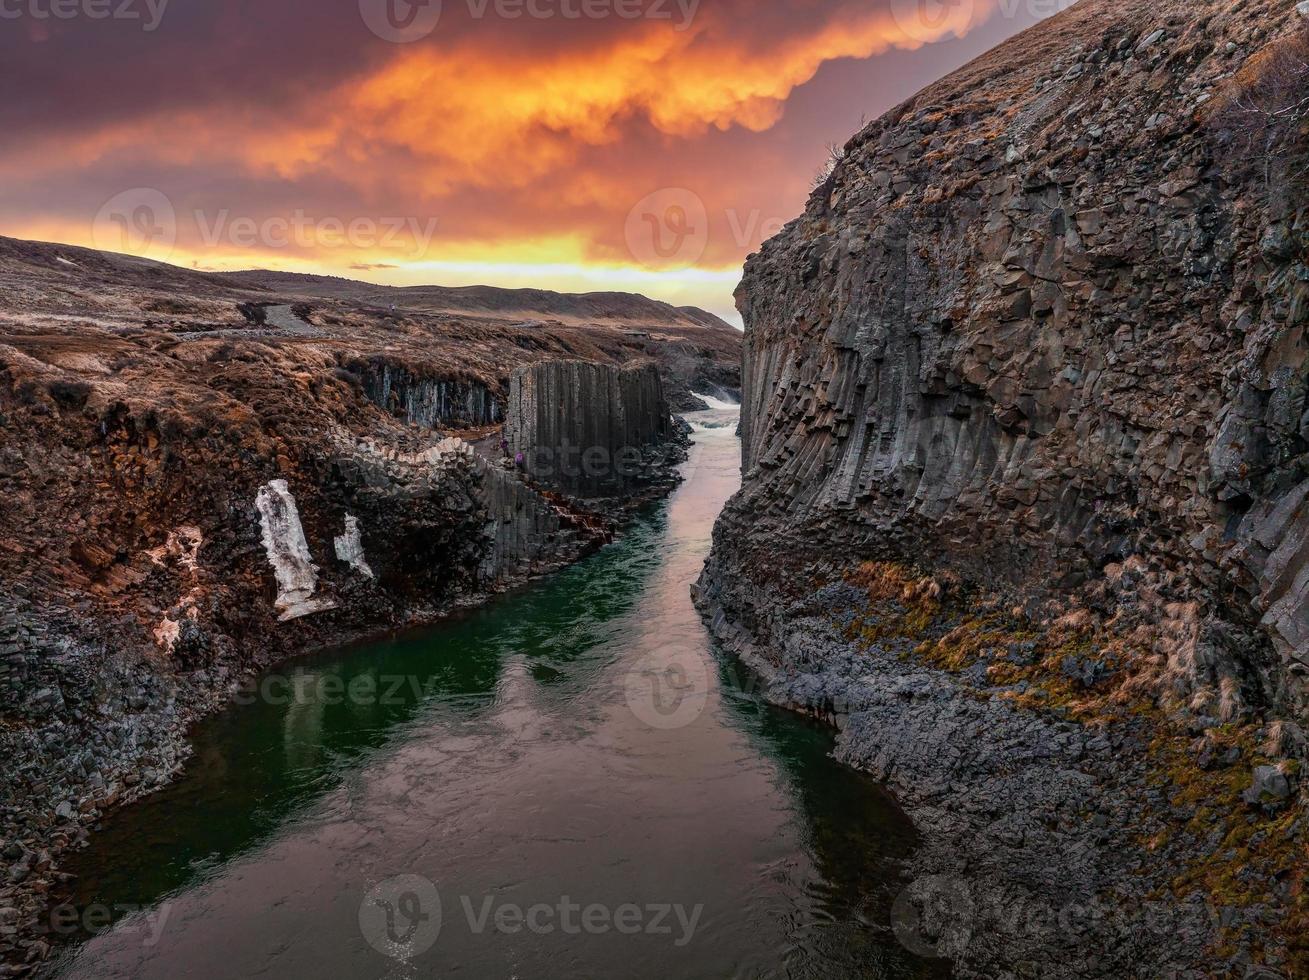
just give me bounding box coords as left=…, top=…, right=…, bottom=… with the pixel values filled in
left=828, top=564, right=1307, bottom=972
left=844, top=561, right=948, bottom=639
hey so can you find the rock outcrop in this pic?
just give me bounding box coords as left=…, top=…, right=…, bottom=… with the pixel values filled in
left=504, top=359, right=678, bottom=497
left=359, top=363, right=501, bottom=429
left=725, top=0, right=1309, bottom=716
left=701, top=0, right=1309, bottom=975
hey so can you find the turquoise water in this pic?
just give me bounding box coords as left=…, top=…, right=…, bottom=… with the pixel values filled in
left=43, top=409, right=946, bottom=979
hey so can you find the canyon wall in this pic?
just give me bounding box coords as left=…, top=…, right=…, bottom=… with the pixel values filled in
left=358, top=361, right=501, bottom=429
left=504, top=359, right=676, bottom=497
left=699, top=0, right=1309, bottom=974
left=722, top=0, right=1308, bottom=716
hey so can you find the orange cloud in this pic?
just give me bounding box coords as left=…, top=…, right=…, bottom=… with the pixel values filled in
left=4, top=2, right=995, bottom=191
left=237, top=2, right=995, bottom=194
left=0, top=0, right=1016, bottom=323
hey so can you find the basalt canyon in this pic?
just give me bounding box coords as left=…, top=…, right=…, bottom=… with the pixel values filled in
left=4, top=0, right=1309, bottom=977
left=697, top=0, right=1309, bottom=975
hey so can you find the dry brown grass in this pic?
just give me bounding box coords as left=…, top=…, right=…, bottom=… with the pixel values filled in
left=1209, top=23, right=1309, bottom=193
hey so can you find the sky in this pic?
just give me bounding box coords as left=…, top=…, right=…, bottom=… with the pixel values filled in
left=0, top=0, right=1060, bottom=325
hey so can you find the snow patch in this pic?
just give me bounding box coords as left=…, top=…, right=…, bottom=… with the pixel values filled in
left=334, top=514, right=375, bottom=579
left=255, top=479, right=337, bottom=621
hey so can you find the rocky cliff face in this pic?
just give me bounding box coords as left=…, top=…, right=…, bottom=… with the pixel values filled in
left=504, top=359, right=678, bottom=497
left=701, top=0, right=1309, bottom=975
left=729, top=0, right=1307, bottom=711
left=358, top=362, right=501, bottom=429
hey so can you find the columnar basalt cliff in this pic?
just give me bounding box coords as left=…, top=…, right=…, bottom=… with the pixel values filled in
left=504, top=359, right=680, bottom=498
left=358, top=361, right=501, bottom=429
left=0, top=237, right=737, bottom=969
left=699, top=0, right=1309, bottom=975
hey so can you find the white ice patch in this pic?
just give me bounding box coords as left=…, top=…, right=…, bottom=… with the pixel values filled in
left=256, top=479, right=337, bottom=621
left=334, top=514, right=375, bottom=579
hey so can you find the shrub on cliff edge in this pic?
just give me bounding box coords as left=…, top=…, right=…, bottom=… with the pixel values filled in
left=1211, top=22, right=1309, bottom=201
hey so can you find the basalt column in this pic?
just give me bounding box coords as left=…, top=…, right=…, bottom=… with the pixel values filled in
left=504, top=360, right=672, bottom=497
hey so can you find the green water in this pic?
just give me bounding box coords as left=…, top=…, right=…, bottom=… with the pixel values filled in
left=43, top=410, right=947, bottom=979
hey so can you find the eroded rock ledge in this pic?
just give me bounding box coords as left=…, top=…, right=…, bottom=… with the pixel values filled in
left=695, top=552, right=1282, bottom=978
left=702, top=0, right=1309, bottom=975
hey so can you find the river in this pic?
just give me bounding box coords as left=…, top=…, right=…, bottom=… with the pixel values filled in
left=42, top=405, right=946, bottom=979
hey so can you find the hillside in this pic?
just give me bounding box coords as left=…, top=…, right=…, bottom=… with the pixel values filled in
left=215, top=268, right=739, bottom=331
left=0, top=235, right=741, bottom=411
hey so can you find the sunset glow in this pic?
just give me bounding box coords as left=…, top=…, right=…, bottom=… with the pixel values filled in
left=0, top=0, right=1048, bottom=322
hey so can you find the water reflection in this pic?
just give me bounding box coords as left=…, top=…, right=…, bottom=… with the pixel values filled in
left=44, top=409, right=948, bottom=980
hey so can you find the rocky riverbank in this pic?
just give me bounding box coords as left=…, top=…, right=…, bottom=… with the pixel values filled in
left=0, top=416, right=688, bottom=974
left=699, top=0, right=1309, bottom=975
left=695, top=548, right=1303, bottom=978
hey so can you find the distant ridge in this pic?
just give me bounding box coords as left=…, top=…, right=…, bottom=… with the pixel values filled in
left=0, top=235, right=738, bottom=333
left=213, top=270, right=737, bottom=331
